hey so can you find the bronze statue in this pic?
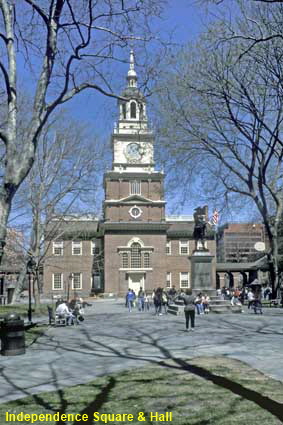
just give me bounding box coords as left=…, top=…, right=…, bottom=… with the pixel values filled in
left=193, top=206, right=208, bottom=251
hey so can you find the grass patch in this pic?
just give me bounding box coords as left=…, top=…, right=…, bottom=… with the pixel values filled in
left=24, top=324, right=49, bottom=347
left=0, top=303, right=52, bottom=318
left=1, top=356, right=283, bottom=424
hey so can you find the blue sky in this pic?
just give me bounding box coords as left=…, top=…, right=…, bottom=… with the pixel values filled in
left=54, top=1, right=211, bottom=215
left=15, top=1, right=244, bottom=225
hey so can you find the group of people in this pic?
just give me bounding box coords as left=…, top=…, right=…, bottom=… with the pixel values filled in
left=124, top=278, right=278, bottom=331
left=125, top=286, right=211, bottom=320
left=216, top=284, right=266, bottom=314
left=55, top=298, right=85, bottom=325
left=125, top=287, right=169, bottom=315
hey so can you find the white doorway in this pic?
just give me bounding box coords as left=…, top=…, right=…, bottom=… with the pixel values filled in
left=128, top=273, right=144, bottom=294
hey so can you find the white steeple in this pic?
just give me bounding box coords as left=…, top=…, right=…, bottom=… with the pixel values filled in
left=127, top=49, right=137, bottom=88
left=112, top=50, right=155, bottom=172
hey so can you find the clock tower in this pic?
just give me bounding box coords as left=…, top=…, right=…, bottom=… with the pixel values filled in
left=112, top=50, right=154, bottom=172
left=102, top=50, right=168, bottom=294
left=103, top=50, right=166, bottom=223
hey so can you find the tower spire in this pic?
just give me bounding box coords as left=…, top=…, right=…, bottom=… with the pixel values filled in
left=127, top=49, right=137, bottom=87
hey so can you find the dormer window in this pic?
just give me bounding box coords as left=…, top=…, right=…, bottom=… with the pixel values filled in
left=130, top=101, right=136, bottom=118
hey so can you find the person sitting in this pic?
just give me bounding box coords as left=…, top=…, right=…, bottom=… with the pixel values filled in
left=73, top=303, right=84, bottom=323
left=56, top=301, right=76, bottom=325
left=168, top=285, right=177, bottom=304
left=202, top=294, right=210, bottom=313
left=195, top=293, right=204, bottom=314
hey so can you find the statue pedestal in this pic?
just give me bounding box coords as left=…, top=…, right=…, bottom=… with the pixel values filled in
left=189, top=250, right=214, bottom=295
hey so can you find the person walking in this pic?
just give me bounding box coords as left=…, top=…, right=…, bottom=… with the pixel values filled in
left=162, top=290, right=169, bottom=314
left=247, top=289, right=255, bottom=309
left=126, top=289, right=135, bottom=312
left=137, top=287, right=145, bottom=311
left=144, top=293, right=150, bottom=311
left=176, top=289, right=197, bottom=331
left=154, top=287, right=163, bottom=315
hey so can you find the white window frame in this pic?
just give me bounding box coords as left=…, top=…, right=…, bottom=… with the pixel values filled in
left=179, top=240, right=189, bottom=255
left=130, top=180, right=141, bottom=195
left=166, top=272, right=172, bottom=288
left=72, top=272, right=82, bottom=290
left=180, top=272, right=190, bottom=288
left=52, top=273, right=63, bottom=290
left=53, top=241, right=63, bottom=256
left=91, top=241, right=100, bottom=256
left=166, top=240, right=171, bottom=255
left=143, top=252, right=150, bottom=268
left=121, top=252, right=129, bottom=268
left=72, top=241, right=82, bottom=255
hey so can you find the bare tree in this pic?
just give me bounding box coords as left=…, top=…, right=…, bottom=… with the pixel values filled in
left=197, top=0, right=283, bottom=59
left=10, top=111, right=105, bottom=304
left=0, top=0, right=165, bottom=264
left=155, top=15, right=283, bottom=295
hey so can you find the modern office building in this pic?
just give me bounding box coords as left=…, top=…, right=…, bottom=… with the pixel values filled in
left=216, top=223, right=265, bottom=263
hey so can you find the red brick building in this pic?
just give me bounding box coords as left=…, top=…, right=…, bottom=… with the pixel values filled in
left=43, top=52, right=216, bottom=299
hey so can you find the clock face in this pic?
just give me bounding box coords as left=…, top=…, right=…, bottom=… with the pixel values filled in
left=126, top=143, right=141, bottom=160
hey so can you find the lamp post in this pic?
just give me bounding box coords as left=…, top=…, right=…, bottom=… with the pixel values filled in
left=27, top=253, right=36, bottom=323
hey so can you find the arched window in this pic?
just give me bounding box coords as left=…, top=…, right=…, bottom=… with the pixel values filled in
left=139, top=104, right=144, bottom=119
left=131, top=242, right=141, bottom=268
left=122, top=103, right=126, bottom=119
left=130, top=101, right=136, bottom=118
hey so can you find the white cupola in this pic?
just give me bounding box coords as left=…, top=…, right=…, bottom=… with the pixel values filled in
left=117, top=50, right=147, bottom=126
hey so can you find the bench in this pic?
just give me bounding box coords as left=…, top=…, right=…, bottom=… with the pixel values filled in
left=269, top=298, right=282, bottom=308
left=261, top=299, right=282, bottom=308
left=47, top=306, right=66, bottom=326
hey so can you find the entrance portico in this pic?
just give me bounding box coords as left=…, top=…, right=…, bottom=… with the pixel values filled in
left=128, top=272, right=145, bottom=292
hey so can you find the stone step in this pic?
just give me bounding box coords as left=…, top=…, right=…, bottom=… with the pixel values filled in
left=167, top=300, right=243, bottom=315
left=210, top=299, right=228, bottom=303
left=168, top=305, right=179, bottom=312
left=210, top=305, right=242, bottom=313
left=167, top=308, right=179, bottom=316
left=174, top=300, right=184, bottom=306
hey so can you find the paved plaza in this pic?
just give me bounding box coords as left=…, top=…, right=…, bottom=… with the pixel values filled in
left=1, top=300, right=283, bottom=404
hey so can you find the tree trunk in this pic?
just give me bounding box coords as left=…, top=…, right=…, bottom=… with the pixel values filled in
left=11, top=265, right=27, bottom=304
left=0, top=195, right=11, bottom=265
left=265, top=224, right=279, bottom=298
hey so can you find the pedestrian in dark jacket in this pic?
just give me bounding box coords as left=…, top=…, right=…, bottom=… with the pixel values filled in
left=176, top=289, right=197, bottom=331
left=154, top=287, right=163, bottom=316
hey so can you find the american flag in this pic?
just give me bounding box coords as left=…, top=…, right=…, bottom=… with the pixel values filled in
left=212, top=209, right=219, bottom=225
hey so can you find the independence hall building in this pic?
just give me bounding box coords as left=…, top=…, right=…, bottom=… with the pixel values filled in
left=43, top=52, right=216, bottom=298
